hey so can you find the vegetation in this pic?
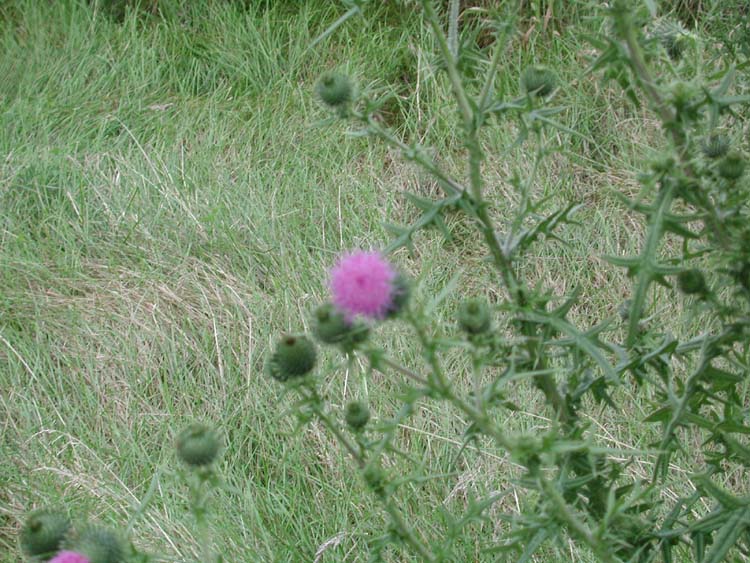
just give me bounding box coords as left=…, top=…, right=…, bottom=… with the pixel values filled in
left=2, top=0, right=749, bottom=561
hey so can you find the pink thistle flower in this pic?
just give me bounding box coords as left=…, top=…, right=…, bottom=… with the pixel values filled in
left=49, top=552, right=90, bottom=563
left=330, top=250, right=396, bottom=321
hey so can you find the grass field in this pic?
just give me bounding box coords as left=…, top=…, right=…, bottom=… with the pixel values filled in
left=1, top=1, right=745, bottom=561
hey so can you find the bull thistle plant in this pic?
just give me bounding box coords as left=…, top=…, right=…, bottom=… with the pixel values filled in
left=267, top=0, right=750, bottom=561
left=14, top=0, right=750, bottom=562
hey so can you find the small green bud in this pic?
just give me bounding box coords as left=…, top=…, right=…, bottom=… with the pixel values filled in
left=362, top=463, right=386, bottom=497
left=677, top=269, right=707, bottom=295
left=345, top=401, right=370, bottom=431
left=521, top=66, right=556, bottom=97
left=176, top=423, right=221, bottom=467
left=312, top=303, right=369, bottom=349
left=718, top=151, right=746, bottom=181
left=701, top=134, right=730, bottom=159
left=457, top=298, right=492, bottom=335
left=315, top=73, right=353, bottom=108
left=667, top=81, right=700, bottom=119
left=650, top=156, right=674, bottom=174
left=652, top=19, right=689, bottom=60
left=20, top=508, right=71, bottom=560
left=268, top=334, right=317, bottom=382
left=384, top=274, right=411, bottom=319
left=65, top=526, right=124, bottom=563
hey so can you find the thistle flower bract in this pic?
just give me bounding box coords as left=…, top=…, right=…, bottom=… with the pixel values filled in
left=20, top=508, right=71, bottom=560
left=701, top=134, right=730, bottom=159
left=176, top=423, right=221, bottom=467
left=316, top=72, right=353, bottom=108
left=345, top=401, right=370, bottom=431
left=521, top=66, right=556, bottom=97
left=458, top=298, right=492, bottom=335
left=64, top=527, right=124, bottom=563
left=267, top=334, right=317, bottom=382
left=312, top=302, right=369, bottom=350
left=50, top=552, right=91, bottom=563
left=384, top=273, right=410, bottom=319
left=718, top=151, right=746, bottom=181
left=330, top=251, right=397, bottom=321
left=652, top=19, right=689, bottom=60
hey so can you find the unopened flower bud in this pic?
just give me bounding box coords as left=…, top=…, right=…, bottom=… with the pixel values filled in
left=312, top=303, right=369, bottom=350
left=345, top=401, right=370, bottom=431
left=21, top=509, right=71, bottom=560
left=677, top=269, right=707, bottom=295
left=316, top=73, right=353, bottom=108
left=384, top=274, right=410, bottom=319
left=458, top=298, right=492, bottom=335
left=64, top=526, right=124, bottom=563
left=267, top=334, right=317, bottom=382
left=701, top=134, right=730, bottom=159
left=718, top=151, right=746, bottom=181
left=176, top=423, right=220, bottom=467
left=652, top=19, right=688, bottom=60
left=362, top=463, right=386, bottom=496
left=521, top=66, right=556, bottom=97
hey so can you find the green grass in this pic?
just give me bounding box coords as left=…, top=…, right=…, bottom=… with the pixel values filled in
left=1, top=1, right=742, bottom=561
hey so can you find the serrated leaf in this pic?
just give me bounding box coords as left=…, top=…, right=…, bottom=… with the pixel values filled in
left=692, top=473, right=750, bottom=509
left=701, top=506, right=750, bottom=563
left=644, top=405, right=672, bottom=423
left=522, top=311, right=619, bottom=383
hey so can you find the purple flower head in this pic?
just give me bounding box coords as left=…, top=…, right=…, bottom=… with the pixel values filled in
left=50, top=552, right=91, bottom=563
left=330, top=250, right=396, bottom=321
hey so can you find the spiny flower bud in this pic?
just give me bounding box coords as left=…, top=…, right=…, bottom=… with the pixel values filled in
left=267, top=334, right=317, bottom=382
left=345, top=401, right=370, bottom=431
left=64, top=526, right=124, bottom=563
left=20, top=508, right=71, bottom=560
left=701, top=134, right=730, bottom=159
left=312, top=303, right=369, bottom=349
left=457, top=298, right=492, bottom=335
left=668, top=81, right=699, bottom=118
left=521, top=66, right=556, bottom=97
left=176, top=423, right=220, bottom=467
left=718, top=151, right=746, bottom=181
left=384, top=273, right=410, bottom=319
left=362, top=463, right=386, bottom=497
left=652, top=19, right=689, bottom=60
left=677, top=269, right=707, bottom=295
left=315, top=72, right=353, bottom=108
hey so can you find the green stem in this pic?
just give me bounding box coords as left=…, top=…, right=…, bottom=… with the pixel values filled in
left=361, top=113, right=464, bottom=195
left=309, top=395, right=437, bottom=562
left=626, top=183, right=676, bottom=347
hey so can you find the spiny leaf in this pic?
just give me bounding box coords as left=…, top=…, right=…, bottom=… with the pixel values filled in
left=701, top=506, right=750, bottom=563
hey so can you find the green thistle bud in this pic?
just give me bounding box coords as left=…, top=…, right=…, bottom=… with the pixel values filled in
left=652, top=19, right=689, bottom=60
left=384, top=274, right=410, bottom=319
left=457, top=298, right=492, bottom=335
left=312, top=303, right=369, bottom=350
left=268, top=334, right=317, bottom=382
left=65, top=526, right=124, bottom=563
left=521, top=66, right=556, bottom=97
left=677, top=269, right=707, bottom=295
left=20, top=508, right=71, bottom=560
left=345, top=401, right=370, bottom=431
left=362, top=463, right=386, bottom=497
left=701, top=134, right=730, bottom=159
left=176, top=423, right=221, bottom=467
left=315, top=73, right=353, bottom=108
left=718, top=151, right=746, bottom=181
left=668, top=81, right=699, bottom=118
